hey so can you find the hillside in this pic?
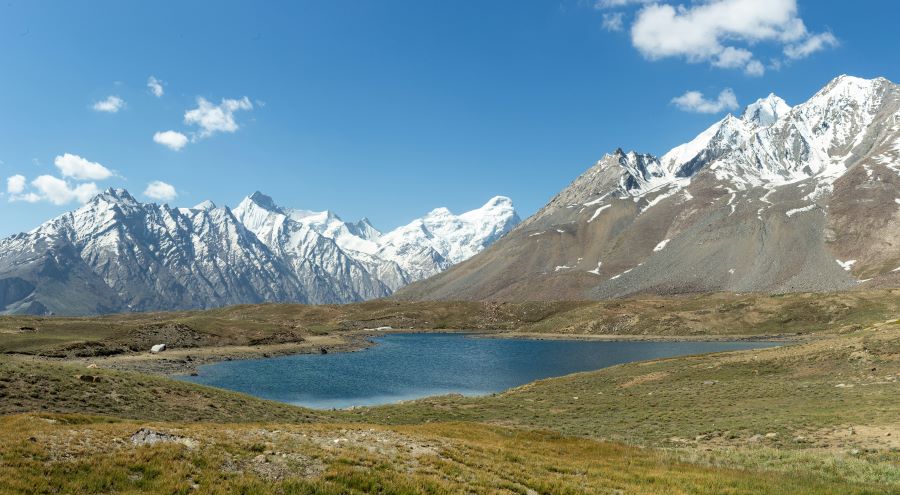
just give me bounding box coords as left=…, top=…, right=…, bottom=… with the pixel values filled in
left=398, top=75, right=900, bottom=301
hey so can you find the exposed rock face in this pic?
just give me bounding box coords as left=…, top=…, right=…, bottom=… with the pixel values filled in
left=0, top=190, right=519, bottom=315
left=398, top=75, right=900, bottom=301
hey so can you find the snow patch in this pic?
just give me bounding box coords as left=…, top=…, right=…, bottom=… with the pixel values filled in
left=786, top=204, right=817, bottom=217
left=835, top=259, right=857, bottom=271
left=653, top=239, right=670, bottom=252
left=588, top=204, right=612, bottom=223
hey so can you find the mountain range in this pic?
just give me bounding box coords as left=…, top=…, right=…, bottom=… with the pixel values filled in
left=398, top=75, right=900, bottom=301
left=3, top=74, right=897, bottom=314
left=0, top=191, right=519, bottom=315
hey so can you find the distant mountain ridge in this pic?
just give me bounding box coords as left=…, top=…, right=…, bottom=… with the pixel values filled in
left=398, top=75, right=900, bottom=301
left=0, top=190, right=520, bottom=314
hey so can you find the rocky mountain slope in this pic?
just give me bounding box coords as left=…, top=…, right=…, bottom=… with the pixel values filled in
left=0, top=191, right=519, bottom=314
left=398, top=75, right=900, bottom=301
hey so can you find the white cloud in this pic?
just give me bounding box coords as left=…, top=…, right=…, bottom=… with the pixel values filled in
left=54, top=153, right=114, bottom=180
left=92, top=95, right=125, bottom=113
left=628, top=0, right=835, bottom=75
left=184, top=97, right=253, bottom=139
left=671, top=88, right=739, bottom=114
left=143, top=180, right=177, bottom=201
left=595, top=0, right=652, bottom=8
left=147, top=76, right=165, bottom=97
left=6, top=174, right=26, bottom=194
left=10, top=192, right=41, bottom=203
left=712, top=48, right=765, bottom=76
left=784, top=31, right=839, bottom=60
left=744, top=59, right=766, bottom=76
left=602, top=12, right=624, bottom=31
left=712, top=46, right=753, bottom=69
left=29, top=175, right=99, bottom=205
left=153, top=130, right=189, bottom=151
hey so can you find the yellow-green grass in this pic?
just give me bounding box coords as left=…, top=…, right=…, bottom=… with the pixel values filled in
left=1, top=296, right=897, bottom=492
left=0, top=415, right=891, bottom=495
left=0, top=358, right=324, bottom=423
left=2, top=320, right=897, bottom=489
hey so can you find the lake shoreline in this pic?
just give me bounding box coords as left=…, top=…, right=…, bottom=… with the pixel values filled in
left=24, top=328, right=804, bottom=377
left=178, top=332, right=785, bottom=410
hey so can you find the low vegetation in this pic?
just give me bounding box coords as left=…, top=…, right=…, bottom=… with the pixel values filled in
left=1, top=294, right=898, bottom=493
left=0, top=359, right=323, bottom=423
left=0, top=415, right=891, bottom=494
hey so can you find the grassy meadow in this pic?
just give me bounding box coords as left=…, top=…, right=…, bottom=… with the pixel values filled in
left=0, top=293, right=898, bottom=493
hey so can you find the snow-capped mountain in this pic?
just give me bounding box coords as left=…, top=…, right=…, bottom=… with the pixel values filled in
left=0, top=191, right=520, bottom=314
left=400, top=75, right=900, bottom=301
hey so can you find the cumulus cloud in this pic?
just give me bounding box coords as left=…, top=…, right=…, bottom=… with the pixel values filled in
left=25, top=175, right=99, bottom=205
left=602, top=12, right=625, bottom=31
left=744, top=60, right=766, bottom=77
left=184, top=97, right=253, bottom=139
left=8, top=155, right=112, bottom=204
left=147, top=76, right=165, bottom=97
left=6, top=174, right=26, bottom=194
left=92, top=95, right=125, bottom=113
left=784, top=31, right=839, bottom=60
left=143, top=180, right=177, bottom=201
left=625, top=0, right=835, bottom=75
left=54, top=153, right=114, bottom=180
left=153, top=130, right=189, bottom=151
left=671, top=88, right=739, bottom=114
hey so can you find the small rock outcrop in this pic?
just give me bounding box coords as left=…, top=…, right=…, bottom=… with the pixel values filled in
left=130, top=428, right=198, bottom=449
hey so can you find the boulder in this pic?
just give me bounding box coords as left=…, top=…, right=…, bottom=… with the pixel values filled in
left=150, top=343, right=166, bottom=354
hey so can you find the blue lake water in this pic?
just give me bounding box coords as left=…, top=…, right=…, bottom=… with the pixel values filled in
left=180, top=333, right=780, bottom=409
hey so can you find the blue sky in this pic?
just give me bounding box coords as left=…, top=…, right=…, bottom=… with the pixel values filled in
left=1, top=0, right=898, bottom=236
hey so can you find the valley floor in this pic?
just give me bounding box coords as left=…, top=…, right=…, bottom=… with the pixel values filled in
left=0, top=292, right=898, bottom=493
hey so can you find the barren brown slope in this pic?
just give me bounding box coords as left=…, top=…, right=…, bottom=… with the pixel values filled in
left=395, top=76, right=900, bottom=302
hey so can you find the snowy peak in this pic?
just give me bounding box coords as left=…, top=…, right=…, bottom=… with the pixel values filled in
left=557, top=75, right=900, bottom=209
left=234, top=190, right=519, bottom=288
left=1, top=188, right=519, bottom=313
left=656, top=75, right=899, bottom=190
left=377, top=197, right=521, bottom=278
left=741, top=93, right=791, bottom=128
left=464, top=196, right=516, bottom=220
left=94, top=188, right=140, bottom=207
left=348, top=218, right=381, bottom=241
left=816, top=74, right=891, bottom=101
left=192, top=200, right=217, bottom=211
left=246, top=191, right=282, bottom=212
left=598, top=148, right=671, bottom=195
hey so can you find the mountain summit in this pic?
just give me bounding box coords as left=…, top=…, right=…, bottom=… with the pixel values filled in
left=0, top=193, right=520, bottom=314
left=398, top=75, right=900, bottom=301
